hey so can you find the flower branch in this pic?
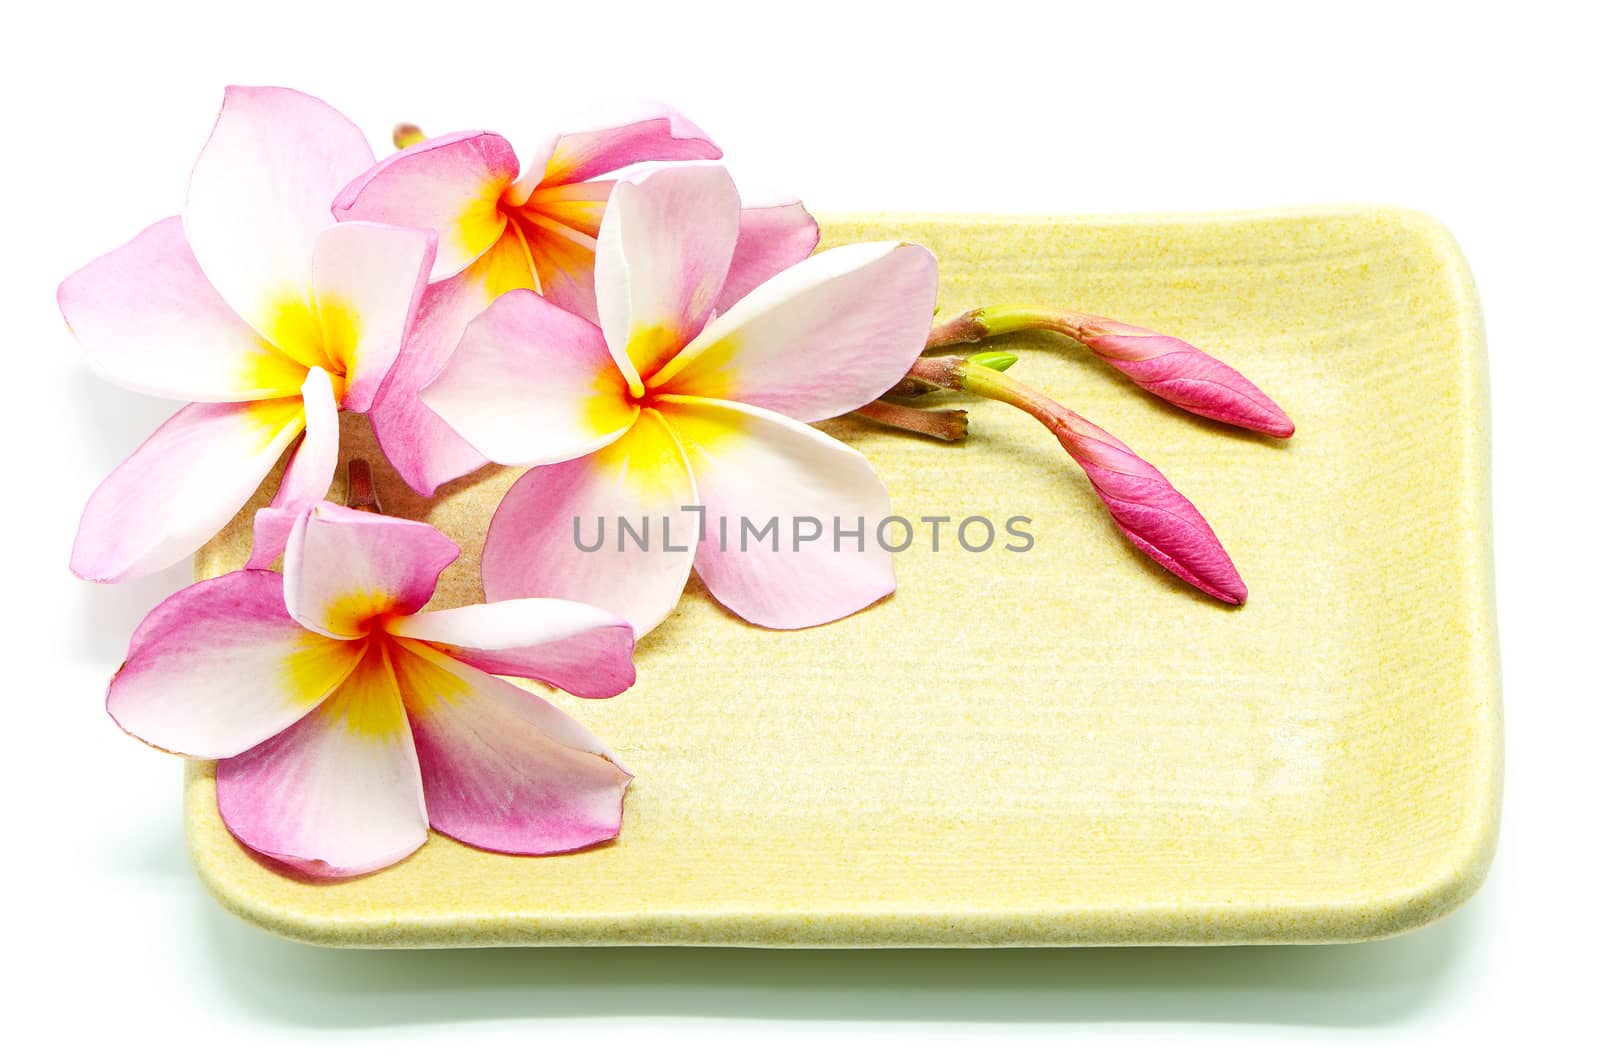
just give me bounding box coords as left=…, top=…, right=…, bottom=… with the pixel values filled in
left=345, top=457, right=381, bottom=513
left=925, top=304, right=1294, bottom=437
left=905, top=354, right=1249, bottom=605
left=852, top=400, right=969, bottom=441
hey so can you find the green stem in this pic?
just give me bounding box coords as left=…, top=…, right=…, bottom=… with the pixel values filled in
left=903, top=356, right=1077, bottom=437
left=925, top=305, right=1106, bottom=350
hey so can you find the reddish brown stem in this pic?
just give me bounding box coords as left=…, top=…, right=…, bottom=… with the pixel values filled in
left=346, top=459, right=381, bottom=513
left=880, top=376, right=941, bottom=399
left=852, top=400, right=969, bottom=442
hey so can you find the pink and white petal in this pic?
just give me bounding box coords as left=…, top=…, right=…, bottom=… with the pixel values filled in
left=59, top=217, right=306, bottom=402
left=482, top=410, right=698, bottom=637
left=392, top=640, right=630, bottom=855
left=333, top=130, right=519, bottom=281
left=511, top=178, right=612, bottom=323
left=593, top=165, right=742, bottom=385
left=216, top=641, right=428, bottom=877
left=521, top=179, right=613, bottom=239
left=388, top=598, right=635, bottom=699
left=516, top=211, right=601, bottom=324
left=185, top=86, right=376, bottom=339
left=716, top=197, right=821, bottom=312
left=367, top=232, right=540, bottom=495
left=108, top=569, right=364, bottom=759
left=71, top=398, right=307, bottom=583
left=421, top=288, right=637, bottom=467
left=309, top=221, right=436, bottom=412
left=284, top=503, right=460, bottom=639
left=651, top=242, right=939, bottom=422
left=660, top=396, right=896, bottom=630
left=246, top=368, right=340, bottom=569
left=367, top=277, right=491, bottom=497
left=519, top=99, right=720, bottom=193
left=500, top=132, right=559, bottom=208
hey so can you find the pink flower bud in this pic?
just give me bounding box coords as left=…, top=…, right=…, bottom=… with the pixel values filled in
left=1074, top=315, right=1295, bottom=438
left=1053, top=410, right=1249, bottom=604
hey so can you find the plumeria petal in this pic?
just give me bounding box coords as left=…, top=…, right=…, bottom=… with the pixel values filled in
left=420, top=289, right=637, bottom=467
left=482, top=411, right=699, bottom=636
left=509, top=202, right=601, bottom=323
left=72, top=398, right=306, bottom=582
left=284, top=504, right=460, bottom=640
left=594, top=165, right=742, bottom=385
left=185, top=85, right=375, bottom=342
left=308, top=221, right=436, bottom=412
left=717, top=197, right=821, bottom=312
left=333, top=130, right=519, bottom=282
left=516, top=99, right=720, bottom=194
left=659, top=396, right=896, bottom=629
left=504, top=132, right=559, bottom=205
left=388, top=598, right=635, bottom=699
left=1056, top=412, right=1248, bottom=604
left=215, top=638, right=428, bottom=877
left=651, top=242, right=939, bottom=422
left=108, top=570, right=363, bottom=758
left=366, top=232, right=540, bottom=496
left=392, top=639, right=631, bottom=854
left=518, top=179, right=612, bottom=243
left=247, top=368, right=340, bottom=570
left=58, top=216, right=305, bottom=402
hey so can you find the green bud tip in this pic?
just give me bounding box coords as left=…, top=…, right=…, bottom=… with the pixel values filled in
left=967, top=351, right=1018, bottom=372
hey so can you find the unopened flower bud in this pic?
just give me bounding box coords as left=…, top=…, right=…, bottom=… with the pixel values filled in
left=1072, top=315, right=1294, bottom=438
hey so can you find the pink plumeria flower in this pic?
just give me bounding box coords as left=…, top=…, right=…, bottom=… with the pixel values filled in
left=108, top=502, right=636, bottom=878
left=421, top=164, right=938, bottom=634
left=62, top=86, right=436, bottom=581
left=333, top=102, right=821, bottom=496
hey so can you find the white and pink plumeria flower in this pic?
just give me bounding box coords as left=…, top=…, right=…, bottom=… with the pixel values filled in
left=62, top=80, right=1297, bottom=889
left=422, top=164, right=939, bottom=634
left=63, top=86, right=437, bottom=581
left=333, top=104, right=821, bottom=496
left=108, top=502, right=637, bottom=877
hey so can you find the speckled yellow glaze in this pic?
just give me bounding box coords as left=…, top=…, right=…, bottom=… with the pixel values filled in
left=184, top=206, right=1500, bottom=947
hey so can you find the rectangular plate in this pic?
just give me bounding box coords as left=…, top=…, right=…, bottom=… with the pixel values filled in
left=185, top=206, right=1500, bottom=947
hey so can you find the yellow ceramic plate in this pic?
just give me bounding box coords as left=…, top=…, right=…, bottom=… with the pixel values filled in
left=185, top=206, right=1500, bottom=947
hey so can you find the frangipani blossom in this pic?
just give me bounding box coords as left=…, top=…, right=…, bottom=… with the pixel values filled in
left=334, top=102, right=821, bottom=496
left=422, top=165, right=939, bottom=634
left=62, top=86, right=435, bottom=581
left=108, top=502, right=636, bottom=877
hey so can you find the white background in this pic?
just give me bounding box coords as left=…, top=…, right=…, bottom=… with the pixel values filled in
left=6, top=0, right=1595, bottom=1052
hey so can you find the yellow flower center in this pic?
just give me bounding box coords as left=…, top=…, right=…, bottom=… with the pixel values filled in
left=259, top=293, right=359, bottom=404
